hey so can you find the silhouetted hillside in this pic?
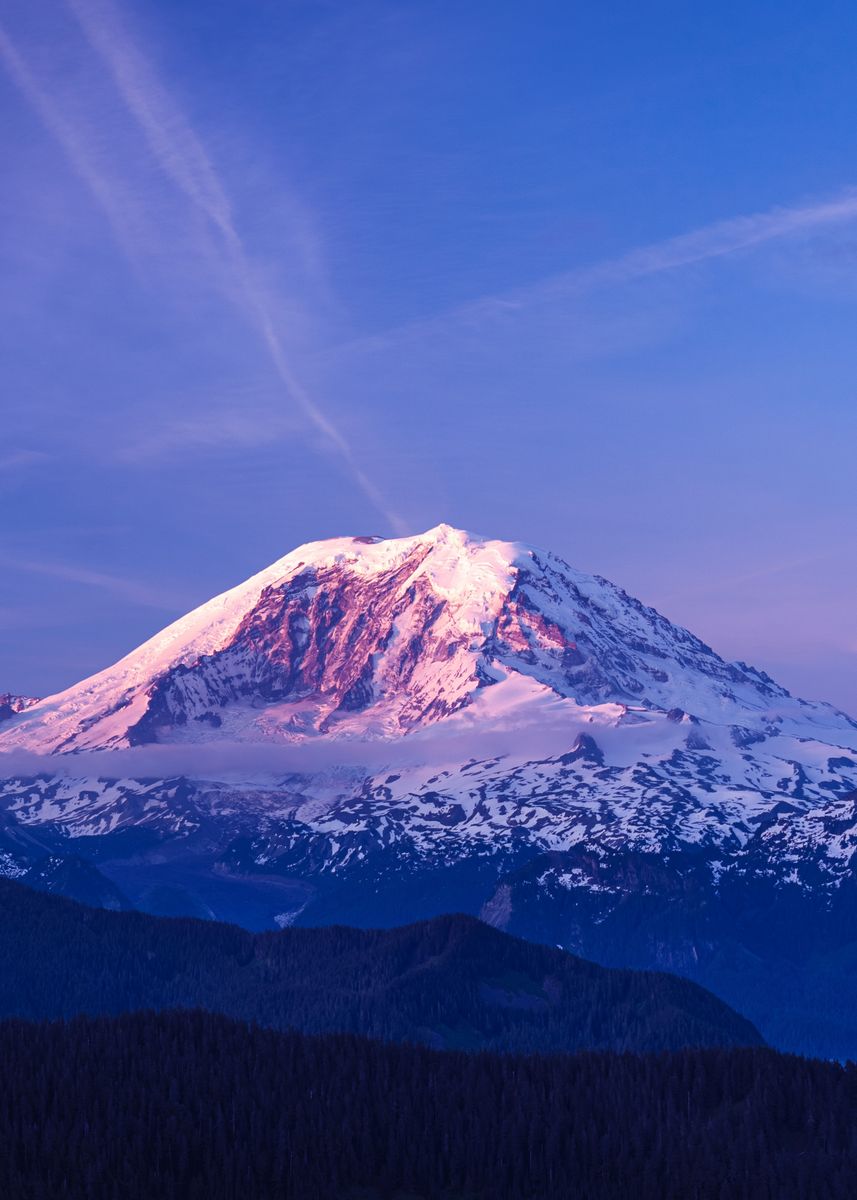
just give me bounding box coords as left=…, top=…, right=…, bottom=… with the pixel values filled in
left=0, top=878, right=760, bottom=1052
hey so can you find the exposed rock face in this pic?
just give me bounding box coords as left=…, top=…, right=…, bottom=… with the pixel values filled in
left=128, top=544, right=483, bottom=743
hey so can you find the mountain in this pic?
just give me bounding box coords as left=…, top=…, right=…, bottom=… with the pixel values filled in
left=2, top=524, right=857, bottom=1055
left=0, top=879, right=761, bottom=1052
left=4, top=524, right=854, bottom=751
left=0, top=693, right=38, bottom=725
left=1, top=1011, right=851, bottom=1200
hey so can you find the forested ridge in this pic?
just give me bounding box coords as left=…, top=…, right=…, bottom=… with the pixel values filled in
left=0, top=1009, right=854, bottom=1200
left=0, top=878, right=761, bottom=1052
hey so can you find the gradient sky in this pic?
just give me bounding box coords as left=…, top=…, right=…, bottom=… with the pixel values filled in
left=2, top=0, right=856, bottom=712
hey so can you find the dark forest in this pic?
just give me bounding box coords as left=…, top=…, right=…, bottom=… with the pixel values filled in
left=1, top=1009, right=855, bottom=1200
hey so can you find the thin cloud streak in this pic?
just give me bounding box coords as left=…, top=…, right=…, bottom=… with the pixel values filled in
left=354, top=188, right=857, bottom=350
left=0, top=449, right=51, bottom=472
left=63, top=0, right=406, bottom=533
left=117, top=409, right=307, bottom=463
left=0, top=554, right=187, bottom=611
left=0, top=21, right=144, bottom=266
left=657, top=551, right=837, bottom=608
left=552, top=189, right=857, bottom=294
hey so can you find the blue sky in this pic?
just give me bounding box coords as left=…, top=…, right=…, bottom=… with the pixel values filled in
left=2, top=0, right=857, bottom=711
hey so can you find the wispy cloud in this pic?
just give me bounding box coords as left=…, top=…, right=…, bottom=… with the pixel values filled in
left=551, top=189, right=857, bottom=292
left=0, top=449, right=51, bottom=473
left=64, top=0, right=405, bottom=532
left=659, top=550, right=836, bottom=607
left=0, top=3, right=405, bottom=532
left=0, top=553, right=187, bottom=611
left=117, top=409, right=308, bottom=464
left=0, top=20, right=147, bottom=268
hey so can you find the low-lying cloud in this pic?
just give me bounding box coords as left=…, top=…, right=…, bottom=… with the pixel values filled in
left=0, top=714, right=601, bottom=785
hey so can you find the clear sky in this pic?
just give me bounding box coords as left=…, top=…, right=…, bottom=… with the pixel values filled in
left=2, top=0, right=856, bottom=712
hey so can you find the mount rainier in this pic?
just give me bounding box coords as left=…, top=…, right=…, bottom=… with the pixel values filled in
left=2, top=524, right=857, bottom=1055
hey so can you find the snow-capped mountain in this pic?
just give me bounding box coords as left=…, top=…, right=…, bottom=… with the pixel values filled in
left=2, top=524, right=857, bottom=1056
left=3, top=523, right=854, bottom=752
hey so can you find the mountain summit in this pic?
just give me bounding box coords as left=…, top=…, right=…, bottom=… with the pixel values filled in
left=3, top=524, right=853, bottom=753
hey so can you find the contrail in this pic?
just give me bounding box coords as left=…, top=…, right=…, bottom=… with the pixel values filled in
left=1, top=5, right=406, bottom=533
left=351, top=188, right=857, bottom=350
left=64, top=0, right=407, bottom=533
left=533, top=188, right=857, bottom=299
